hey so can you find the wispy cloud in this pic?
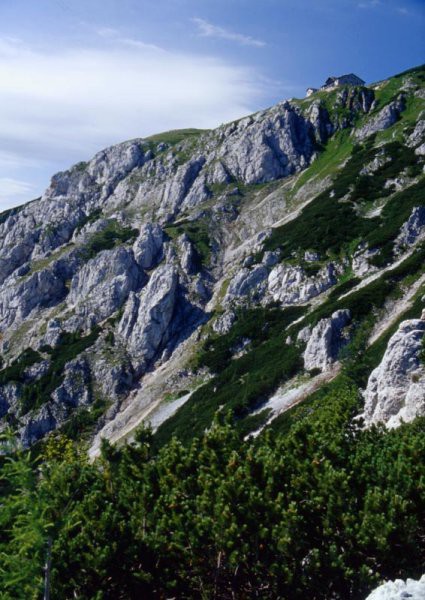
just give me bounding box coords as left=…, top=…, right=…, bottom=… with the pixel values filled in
left=94, top=26, right=164, bottom=52
left=0, top=177, right=37, bottom=210
left=357, top=0, right=380, bottom=8
left=0, top=35, right=266, bottom=208
left=192, top=18, right=266, bottom=48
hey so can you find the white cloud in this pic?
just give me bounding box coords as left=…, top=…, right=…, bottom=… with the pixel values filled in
left=357, top=0, right=380, bottom=8
left=192, top=18, right=266, bottom=48
left=0, top=177, right=37, bottom=211
left=0, top=35, right=267, bottom=208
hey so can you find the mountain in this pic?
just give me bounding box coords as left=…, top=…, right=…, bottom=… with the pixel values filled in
left=0, top=65, right=424, bottom=598
left=1, top=65, right=424, bottom=449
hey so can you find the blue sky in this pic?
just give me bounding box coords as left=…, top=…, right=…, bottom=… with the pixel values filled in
left=0, top=0, right=424, bottom=210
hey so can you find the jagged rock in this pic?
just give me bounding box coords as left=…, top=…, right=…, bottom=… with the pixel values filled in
left=52, top=357, right=91, bottom=408
left=0, top=383, right=21, bottom=418
left=177, top=234, right=197, bottom=275
left=362, top=317, right=425, bottom=428
left=297, top=325, right=312, bottom=344
left=307, top=101, right=333, bottom=144
left=267, top=263, right=338, bottom=305
left=213, top=311, right=236, bottom=335
left=415, top=143, right=425, bottom=156
left=39, top=319, right=63, bottom=349
left=304, top=251, right=320, bottom=262
left=262, top=250, right=281, bottom=267
left=91, top=355, right=134, bottom=400
left=216, top=102, right=317, bottom=185
left=67, top=247, right=144, bottom=326
left=360, top=149, right=391, bottom=175
left=0, top=268, right=67, bottom=331
left=157, top=157, right=207, bottom=218
left=406, top=119, right=425, bottom=148
left=355, top=96, right=405, bottom=140
left=117, top=265, right=179, bottom=373
left=19, top=403, right=61, bottom=447
left=23, top=360, right=50, bottom=382
left=303, top=310, right=351, bottom=372
left=352, top=246, right=380, bottom=276
left=394, top=206, right=425, bottom=253
left=132, top=223, right=164, bottom=269
left=225, top=266, right=269, bottom=303
left=365, top=574, right=425, bottom=600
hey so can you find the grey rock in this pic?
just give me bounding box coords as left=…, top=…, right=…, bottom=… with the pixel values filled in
left=0, top=383, right=21, bottom=418
left=177, top=234, right=197, bottom=275
left=216, top=103, right=316, bottom=185
left=39, top=319, right=63, bottom=349
left=52, top=357, right=91, bottom=408
left=67, top=246, right=144, bottom=326
left=117, top=265, right=179, bottom=373
left=297, top=325, right=312, bottom=344
left=212, top=311, right=236, bottom=335
left=303, top=310, right=351, bottom=372
left=0, top=268, right=67, bottom=331
left=262, top=250, right=281, bottom=267
left=132, top=223, right=164, bottom=269
left=352, top=247, right=381, bottom=276
left=362, top=317, right=425, bottom=428
left=23, top=360, right=50, bottom=382
left=394, top=206, right=425, bottom=253
left=406, top=119, right=425, bottom=148
left=20, top=403, right=60, bottom=447
left=225, top=266, right=269, bottom=303
left=304, top=251, right=320, bottom=262
left=365, top=574, right=425, bottom=600
left=355, top=96, right=405, bottom=140
left=268, top=263, right=338, bottom=305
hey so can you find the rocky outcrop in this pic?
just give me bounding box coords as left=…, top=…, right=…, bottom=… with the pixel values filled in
left=394, top=206, right=425, bottom=254
left=303, top=310, right=351, bottom=372
left=51, top=357, right=91, bottom=408
left=0, top=268, right=67, bottom=331
left=362, top=317, right=425, bottom=428
left=177, top=234, right=197, bottom=275
left=267, top=263, right=338, bottom=305
left=365, top=575, right=425, bottom=600
left=352, top=246, right=380, bottom=277
left=117, top=265, right=179, bottom=373
left=0, top=383, right=21, bottom=419
left=67, top=246, right=144, bottom=326
left=213, top=311, right=236, bottom=335
left=133, top=223, right=164, bottom=269
left=225, top=265, right=269, bottom=304
left=355, top=96, right=405, bottom=140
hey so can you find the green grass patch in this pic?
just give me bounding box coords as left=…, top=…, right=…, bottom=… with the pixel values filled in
left=83, top=220, right=139, bottom=260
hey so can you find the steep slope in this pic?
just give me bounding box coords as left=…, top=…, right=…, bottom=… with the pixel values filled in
left=0, top=65, right=424, bottom=450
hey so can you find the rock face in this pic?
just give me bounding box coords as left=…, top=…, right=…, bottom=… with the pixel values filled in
left=67, top=246, right=144, bottom=327
left=225, top=266, right=269, bottom=304
left=117, top=265, right=179, bottom=373
left=355, top=96, right=405, bottom=140
left=362, top=318, right=425, bottom=428
left=394, top=206, right=425, bottom=253
left=365, top=575, right=425, bottom=600
left=0, top=268, right=67, bottom=330
left=132, top=223, right=164, bottom=269
left=267, top=263, right=338, bottom=305
left=303, top=310, right=351, bottom=372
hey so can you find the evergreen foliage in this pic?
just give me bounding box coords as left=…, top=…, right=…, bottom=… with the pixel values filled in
left=0, top=389, right=423, bottom=599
